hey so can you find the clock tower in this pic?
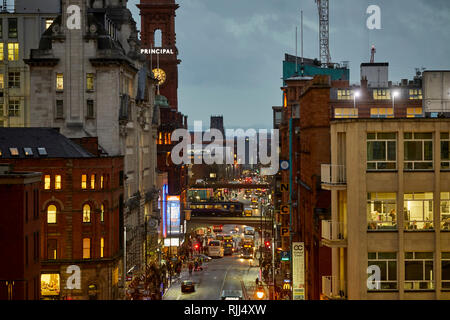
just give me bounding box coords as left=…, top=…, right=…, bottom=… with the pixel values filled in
left=138, top=0, right=180, bottom=110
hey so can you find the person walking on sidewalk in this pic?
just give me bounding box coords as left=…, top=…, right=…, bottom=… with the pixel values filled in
left=188, top=262, right=193, bottom=276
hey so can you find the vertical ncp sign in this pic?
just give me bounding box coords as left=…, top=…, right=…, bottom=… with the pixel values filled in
left=292, top=242, right=305, bottom=300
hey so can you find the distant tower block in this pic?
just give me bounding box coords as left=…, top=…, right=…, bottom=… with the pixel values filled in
left=210, top=115, right=225, bottom=137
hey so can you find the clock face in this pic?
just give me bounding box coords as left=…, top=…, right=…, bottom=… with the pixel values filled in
left=152, top=68, right=166, bottom=85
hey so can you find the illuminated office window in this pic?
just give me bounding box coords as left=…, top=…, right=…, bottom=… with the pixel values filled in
left=83, top=204, right=91, bottom=223
left=370, top=107, right=394, bottom=118
left=337, top=89, right=353, bottom=100
left=44, top=175, right=51, bottom=190
left=409, top=89, right=422, bottom=100
left=0, top=73, right=4, bottom=88
left=55, top=175, right=61, bottom=190
left=83, top=238, right=91, bottom=259
left=81, top=174, right=87, bottom=189
left=100, top=204, right=104, bottom=222
left=334, top=108, right=358, bottom=118
left=0, top=43, right=3, bottom=61
left=373, top=89, right=391, bottom=100
left=407, top=107, right=422, bottom=118
left=7, top=43, right=19, bottom=61
left=86, top=73, right=94, bottom=91
left=56, top=73, right=63, bottom=90
left=90, top=174, right=95, bottom=189
left=47, top=205, right=57, bottom=224
left=100, top=175, right=104, bottom=189
left=100, top=238, right=104, bottom=258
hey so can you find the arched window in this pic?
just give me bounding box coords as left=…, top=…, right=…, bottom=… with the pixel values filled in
left=47, top=205, right=57, bottom=224
left=100, top=204, right=105, bottom=222
left=154, top=29, right=162, bottom=47
left=83, top=204, right=91, bottom=223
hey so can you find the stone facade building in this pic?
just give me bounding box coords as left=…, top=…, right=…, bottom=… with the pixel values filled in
left=0, top=0, right=59, bottom=127
left=24, top=0, right=160, bottom=287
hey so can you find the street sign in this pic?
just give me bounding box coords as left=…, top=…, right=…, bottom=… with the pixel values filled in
left=280, top=205, right=290, bottom=215
left=281, top=251, right=290, bottom=261
left=280, top=160, right=290, bottom=170
left=292, top=242, right=305, bottom=300
left=281, top=227, right=290, bottom=237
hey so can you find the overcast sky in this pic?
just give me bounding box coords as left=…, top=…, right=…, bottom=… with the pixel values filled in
left=128, top=0, right=449, bottom=130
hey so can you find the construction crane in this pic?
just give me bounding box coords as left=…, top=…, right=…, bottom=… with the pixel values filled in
left=315, top=0, right=331, bottom=67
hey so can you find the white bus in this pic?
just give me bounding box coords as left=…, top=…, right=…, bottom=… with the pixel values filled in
left=208, top=240, right=224, bottom=258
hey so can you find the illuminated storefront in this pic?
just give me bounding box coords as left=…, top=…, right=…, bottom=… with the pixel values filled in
left=41, top=273, right=60, bottom=299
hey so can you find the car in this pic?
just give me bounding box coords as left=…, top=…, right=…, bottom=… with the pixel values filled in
left=221, top=290, right=243, bottom=300
left=181, top=280, right=195, bottom=293
left=241, top=253, right=253, bottom=259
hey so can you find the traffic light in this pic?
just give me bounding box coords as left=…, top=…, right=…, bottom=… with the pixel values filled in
left=194, top=244, right=199, bottom=250
left=265, top=241, right=271, bottom=249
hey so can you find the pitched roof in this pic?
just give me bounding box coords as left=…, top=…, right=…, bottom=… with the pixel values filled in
left=0, top=128, right=93, bottom=159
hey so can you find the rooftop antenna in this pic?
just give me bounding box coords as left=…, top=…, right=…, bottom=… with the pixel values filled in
left=301, top=10, right=304, bottom=76
left=370, top=45, right=376, bottom=63
left=2, top=0, right=6, bottom=12
left=295, top=26, right=298, bottom=74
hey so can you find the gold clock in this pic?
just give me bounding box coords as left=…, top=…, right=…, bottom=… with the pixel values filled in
left=152, top=68, right=166, bottom=85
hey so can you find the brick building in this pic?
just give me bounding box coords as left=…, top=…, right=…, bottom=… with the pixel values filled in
left=0, top=128, right=124, bottom=300
left=0, top=164, right=42, bottom=300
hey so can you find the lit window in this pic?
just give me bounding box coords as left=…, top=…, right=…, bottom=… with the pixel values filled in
left=100, top=204, right=104, bottom=222
left=0, top=43, right=3, bottom=61
left=90, top=174, right=95, bottom=189
left=100, top=175, right=104, bottom=189
left=100, top=237, right=104, bottom=258
left=45, top=19, right=54, bottom=30
left=44, top=175, right=51, bottom=189
left=409, top=89, right=422, bottom=100
left=334, top=108, right=358, bottom=118
left=440, top=192, right=450, bottom=230
left=9, top=147, right=18, bottom=156
left=0, top=73, right=4, bottom=88
left=404, top=192, right=434, bottom=230
left=55, top=175, right=61, bottom=190
left=373, top=89, right=391, bottom=100
left=337, top=89, right=353, bottom=100
left=86, top=73, right=94, bottom=91
left=83, top=238, right=91, bottom=259
left=370, top=107, right=394, bottom=118
left=24, top=147, right=33, bottom=156
left=47, top=205, right=57, bottom=224
left=7, top=43, right=19, bottom=61
left=56, top=73, right=63, bottom=90
left=367, top=193, right=397, bottom=230
left=81, top=174, right=87, bottom=189
left=83, top=204, right=91, bottom=223
left=407, top=107, right=422, bottom=118
left=41, top=274, right=60, bottom=297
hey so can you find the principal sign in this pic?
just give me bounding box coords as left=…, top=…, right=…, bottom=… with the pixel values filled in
left=140, top=48, right=174, bottom=55
left=292, top=242, right=305, bottom=300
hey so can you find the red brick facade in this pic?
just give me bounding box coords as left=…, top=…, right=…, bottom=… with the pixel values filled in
left=0, top=156, right=124, bottom=300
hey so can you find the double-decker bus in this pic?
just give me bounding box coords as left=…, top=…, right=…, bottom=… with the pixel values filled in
left=208, top=240, right=224, bottom=258
left=244, top=226, right=255, bottom=236
left=223, top=235, right=234, bottom=255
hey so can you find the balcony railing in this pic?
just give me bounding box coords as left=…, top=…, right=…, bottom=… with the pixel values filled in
left=321, top=164, right=346, bottom=186
left=322, top=276, right=346, bottom=299
left=322, top=220, right=344, bottom=241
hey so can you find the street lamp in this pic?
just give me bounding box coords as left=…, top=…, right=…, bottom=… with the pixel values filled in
left=353, top=90, right=360, bottom=111
left=392, top=90, right=399, bottom=117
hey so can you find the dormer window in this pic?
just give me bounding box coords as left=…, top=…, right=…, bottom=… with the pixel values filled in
left=9, top=147, right=18, bottom=156
left=37, top=147, right=47, bottom=156
left=24, top=147, right=33, bottom=156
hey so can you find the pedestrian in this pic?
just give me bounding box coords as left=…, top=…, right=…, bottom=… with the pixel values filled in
left=194, top=260, right=199, bottom=271
left=188, top=262, right=193, bottom=275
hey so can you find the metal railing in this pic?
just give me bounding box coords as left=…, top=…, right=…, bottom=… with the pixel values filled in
left=321, top=164, right=346, bottom=185
left=322, top=220, right=344, bottom=241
